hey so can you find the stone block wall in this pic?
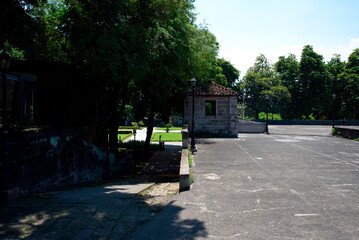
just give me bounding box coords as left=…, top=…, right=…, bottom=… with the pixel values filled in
left=2, top=128, right=110, bottom=196
left=184, top=96, right=238, bottom=137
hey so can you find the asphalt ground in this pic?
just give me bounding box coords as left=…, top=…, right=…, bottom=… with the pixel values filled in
left=127, top=126, right=359, bottom=240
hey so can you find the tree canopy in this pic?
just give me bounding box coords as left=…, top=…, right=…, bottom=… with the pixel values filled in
left=1, top=0, right=228, bottom=152
left=239, top=46, right=359, bottom=120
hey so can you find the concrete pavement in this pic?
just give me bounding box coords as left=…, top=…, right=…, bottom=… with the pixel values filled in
left=2, top=126, right=359, bottom=239
left=127, top=127, right=359, bottom=239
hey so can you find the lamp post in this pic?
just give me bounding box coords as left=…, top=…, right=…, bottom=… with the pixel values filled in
left=265, top=94, right=270, bottom=134
left=332, top=93, right=336, bottom=128
left=242, top=88, right=246, bottom=122
left=190, top=78, right=197, bottom=152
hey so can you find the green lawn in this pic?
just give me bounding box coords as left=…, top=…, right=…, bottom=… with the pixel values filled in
left=155, top=127, right=182, bottom=131
left=151, top=132, right=182, bottom=142
left=118, top=130, right=133, bottom=142
left=119, top=126, right=142, bottom=130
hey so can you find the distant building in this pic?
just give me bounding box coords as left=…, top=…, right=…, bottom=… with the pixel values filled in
left=184, top=81, right=238, bottom=137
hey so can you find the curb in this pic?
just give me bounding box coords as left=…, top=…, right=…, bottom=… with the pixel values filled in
left=179, top=149, right=190, bottom=192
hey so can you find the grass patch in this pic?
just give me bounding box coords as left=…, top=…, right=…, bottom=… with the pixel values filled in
left=151, top=132, right=182, bottom=142
left=118, top=130, right=133, bottom=142
left=188, top=149, right=194, bottom=184
left=188, top=150, right=193, bottom=167
left=189, top=171, right=194, bottom=184
left=119, top=126, right=143, bottom=130
left=155, top=127, right=182, bottom=131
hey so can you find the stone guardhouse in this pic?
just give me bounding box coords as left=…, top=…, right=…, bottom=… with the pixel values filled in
left=184, top=81, right=239, bottom=137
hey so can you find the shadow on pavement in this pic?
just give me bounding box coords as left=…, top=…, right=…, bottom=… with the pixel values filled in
left=125, top=200, right=207, bottom=240
left=0, top=180, right=207, bottom=240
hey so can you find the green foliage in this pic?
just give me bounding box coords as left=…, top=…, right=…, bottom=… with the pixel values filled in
left=189, top=171, right=194, bottom=184
left=216, top=58, right=240, bottom=86
left=298, top=45, right=329, bottom=119
left=1, top=42, right=25, bottom=60
left=188, top=150, right=193, bottom=167
left=258, top=112, right=282, bottom=120
left=151, top=132, right=182, bottom=142
left=211, top=58, right=240, bottom=87
left=131, top=121, right=144, bottom=129
left=331, top=128, right=336, bottom=136
left=0, top=0, right=37, bottom=53
left=338, top=50, right=359, bottom=119
left=164, top=121, right=173, bottom=133
left=242, top=46, right=359, bottom=120
left=274, top=54, right=300, bottom=119
left=30, top=0, right=70, bottom=61
left=241, top=54, right=290, bottom=119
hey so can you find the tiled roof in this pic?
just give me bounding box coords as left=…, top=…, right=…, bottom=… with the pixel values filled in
left=193, top=81, right=238, bottom=96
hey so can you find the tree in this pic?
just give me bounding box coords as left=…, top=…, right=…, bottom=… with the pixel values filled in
left=339, top=48, right=359, bottom=119
left=126, top=0, right=218, bottom=151
left=242, top=54, right=290, bottom=119
left=327, top=54, right=346, bottom=120
left=30, top=0, right=70, bottom=61
left=274, top=54, right=300, bottom=119
left=0, top=0, right=38, bottom=53
left=3, top=0, right=224, bottom=155
left=214, top=58, right=240, bottom=87
left=298, top=45, right=329, bottom=119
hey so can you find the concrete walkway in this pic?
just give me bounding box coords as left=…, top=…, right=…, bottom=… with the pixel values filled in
left=125, top=127, right=147, bottom=142
left=0, top=178, right=157, bottom=239
left=126, top=127, right=359, bottom=239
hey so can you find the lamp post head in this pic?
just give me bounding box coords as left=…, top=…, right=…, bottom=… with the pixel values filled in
left=0, top=52, right=11, bottom=70
left=190, top=78, right=197, bottom=87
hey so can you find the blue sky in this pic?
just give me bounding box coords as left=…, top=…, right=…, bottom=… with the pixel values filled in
left=194, top=0, right=359, bottom=77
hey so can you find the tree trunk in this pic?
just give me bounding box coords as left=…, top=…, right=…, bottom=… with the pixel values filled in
left=108, top=119, right=118, bottom=155
left=144, top=108, right=155, bottom=153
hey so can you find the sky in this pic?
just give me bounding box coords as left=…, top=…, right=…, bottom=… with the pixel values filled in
left=194, top=0, right=359, bottom=77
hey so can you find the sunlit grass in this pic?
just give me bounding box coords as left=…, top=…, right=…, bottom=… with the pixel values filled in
left=155, top=127, right=182, bottom=131
left=151, top=132, right=182, bottom=142
left=118, top=130, right=133, bottom=142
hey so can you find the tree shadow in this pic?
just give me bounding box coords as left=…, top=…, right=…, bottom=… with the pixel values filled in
left=125, top=200, right=207, bottom=240
left=0, top=179, right=207, bottom=240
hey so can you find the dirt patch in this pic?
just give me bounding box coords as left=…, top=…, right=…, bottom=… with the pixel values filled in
left=138, top=182, right=179, bottom=211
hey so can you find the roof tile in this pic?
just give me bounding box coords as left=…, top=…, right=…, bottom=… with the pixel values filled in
left=193, top=81, right=238, bottom=96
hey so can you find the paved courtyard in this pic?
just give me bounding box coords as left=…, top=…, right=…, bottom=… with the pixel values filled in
left=1, top=125, right=359, bottom=239
left=127, top=125, right=359, bottom=239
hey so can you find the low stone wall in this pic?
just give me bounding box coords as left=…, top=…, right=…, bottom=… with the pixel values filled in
left=179, top=149, right=190, bottom=192
left=334, top=126, right=359, bottom=139
left=253, top=120, right=359, bottom=125
left=238, top=121, right=266, bottom=133
left=1, top=128, right=110, bottom=201
left=179, top=126, right=191, bottom=192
